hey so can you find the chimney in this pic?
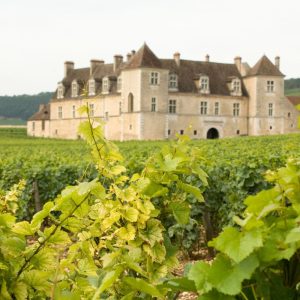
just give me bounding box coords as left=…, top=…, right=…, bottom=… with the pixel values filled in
left=275, top=56, right=280, bottom=69
left=114, top=55, right=123, bottom=72
left=90, top=59, right=104, bottom=76
left=127, top=53, right=132, bottom=61
left=205, top=54, right=210, bottom=62
left=234, top=56, right=242, bottom=73
left=174, top=52, right=180, bottom=67
left=64, top=61, right=74, bottom=77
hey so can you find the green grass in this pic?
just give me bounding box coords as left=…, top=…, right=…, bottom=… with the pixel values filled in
left=285, top=88, right=300, bottom=96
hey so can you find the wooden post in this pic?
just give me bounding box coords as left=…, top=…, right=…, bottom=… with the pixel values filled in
left=33, top=180, right=42, bottom=212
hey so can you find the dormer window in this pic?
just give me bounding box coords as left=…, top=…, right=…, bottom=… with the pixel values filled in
left=57, top=83, right=64, bottom=99
left=89, top=79, right=95, bottom=96
left=117, top=76, right=122, bottom=92
left=102, top=77, right=109, bottom=93
left=231, top=78, right=242, bottom=96
left=199, top=75, right=210, bottom=94
left=169, top=73, right=178, bottom=90
left=72, top=80, right=78, bottom=97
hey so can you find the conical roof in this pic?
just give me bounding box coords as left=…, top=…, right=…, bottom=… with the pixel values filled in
left=125, top=43, right=162, bottom=69
left=248, top=55, right=284, bottom=77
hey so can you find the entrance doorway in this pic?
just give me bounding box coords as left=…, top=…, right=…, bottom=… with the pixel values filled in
left=206, top=128, right=219, bottom=139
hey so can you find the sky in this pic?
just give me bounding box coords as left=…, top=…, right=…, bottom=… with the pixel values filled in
left=0, top=0, right=299, bottom=96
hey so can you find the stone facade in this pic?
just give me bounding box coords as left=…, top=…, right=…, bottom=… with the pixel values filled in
left=27, top=44, right=300, bottom=140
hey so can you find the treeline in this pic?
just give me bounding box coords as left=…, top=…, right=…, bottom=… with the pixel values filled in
left=285, top=78, right=300, bottom=91
left=0, top=92, right=52, bottom=120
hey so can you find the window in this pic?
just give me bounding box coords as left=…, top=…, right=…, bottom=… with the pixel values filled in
left=72, top=81, right=78, bottom=97
left=200, top=76, right=209, bottom=93
left=168, top=129, right=171, bottom=135
left=57, top=83, right=64, bottom=99
left=237, top=129, right=240, bottom=135
left=267, top=80, right=274, bottom=93
left=268, top=103, right=273, bottom=117
left=58, top=106, right=62, bottom=119
left=180, top=130, right=184, bottom=135
left=194, top=130, right=197, bottom=136
left=214, top=102, right=219, bottom=115
left=151, top=97, right=156, bottom=112
left=72, top=105, right=76, bottom=118
left=168, top=99, right=176, bottom=114
left=117, top=76, right=122, bottom=92
left=32, top=122, right=35, bottom=131
left=42, top=120, right=45, bottom=131
left=169, top=73, right=178, bottom=89
left=102, top=77, right=109, bottom=93
left=288, top=112, right=291, bottom=118
left=89, top=79, right=95, bottom=96
left=200, top=101, right=208, bottom=115
left=89, top=103, right=94, bottom=117
left=128, top=93, right=134, bottom=112
left=231, top=79, right=241, bottom=96
left=233, top=103, right=240, bottom=116
left=119, top=102, right=122, bottom=115
left=150, top=72, right=159, bottom=85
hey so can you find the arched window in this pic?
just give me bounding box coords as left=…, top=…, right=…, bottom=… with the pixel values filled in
left=128, top=93, right=134, bottom=112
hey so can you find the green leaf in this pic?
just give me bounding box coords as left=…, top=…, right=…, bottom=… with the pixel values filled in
left=23, top=270, right=51, bottom=292
left=110, top=165, right=126, bottom=175
left=208, top=254, right=259, bottom=295
left=31, top=202, right=54, bottom=229
left=188, top=261, right=212, bottom=294
left=143, top=242, right=166, bottom=263
left=13, top=221, right=34, bottom=235
left=139, top=219, right=163, bottom=246
left=122, top=207, right=139, bottom=222
left=170, top=202, right=190, bottom=225
left=92, top=266, right=123, bottom=300
left=177, top=181, right=204, bottom=202
left=116, top=224, right=136, bottom=241
left=12, top=282, right=28, bottom=300
left=0, top=213, right=15, bottom=228
left=285, top=227, right=300, bottom=243
left=161, top=277, right=197, bottom=292
left=209, top=227, right=263, bottom=263
left=199, top=289, right=236, bottom=300
left=123, top=277, right=163, bottom=298
left=1, top=280, right=12, bottom=300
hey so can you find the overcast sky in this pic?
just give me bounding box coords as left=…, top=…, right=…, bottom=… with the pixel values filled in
left=0, top=0, right=299, bottom=95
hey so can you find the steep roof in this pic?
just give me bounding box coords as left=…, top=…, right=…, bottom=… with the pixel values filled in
left=52, top=43, right=248, bottom=99
left=248, top=55, right=284, bottom=77
left=28, top=104, right=50, bottom=121
left=125, top=43, right=162, bottom=69
left=286, top=96, right=300, bottom=106
left=161, top=59, right=248, bottom=96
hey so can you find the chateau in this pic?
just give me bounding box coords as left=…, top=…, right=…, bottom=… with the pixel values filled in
left=27, top=43, right=299, bottom=140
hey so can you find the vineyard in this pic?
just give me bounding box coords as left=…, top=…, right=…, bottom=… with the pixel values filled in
left=1, top=119, right=300, bottom=299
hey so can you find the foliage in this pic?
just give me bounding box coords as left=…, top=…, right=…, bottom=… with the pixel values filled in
left=188, top=158, right=300, bottom=299
left=0, top=92, right=52, bottom=121
left=0, top=106, right=206, bottom=299
left=285, top=78, right=300, bottom=95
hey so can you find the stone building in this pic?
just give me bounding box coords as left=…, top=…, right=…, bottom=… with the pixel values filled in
left=27, top=43, right=299, bottom=140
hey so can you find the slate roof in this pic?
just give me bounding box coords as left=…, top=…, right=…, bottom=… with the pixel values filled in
left=125, top=43, right=162, bottom=69
left=28, top=104, right=50, bottom=121
left=52, top=43, right=255, bottom=100
left=248, top=55, right=284, bottom=77
left=286, top=96, right=300, bottom=106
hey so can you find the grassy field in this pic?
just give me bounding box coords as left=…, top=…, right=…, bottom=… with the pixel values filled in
left=285, top=88, right=300, bottom=96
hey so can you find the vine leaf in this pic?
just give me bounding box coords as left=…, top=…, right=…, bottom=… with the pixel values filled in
left=209, top=227, right=263, bottom=263
left=169, top=202, right=190, bottom=225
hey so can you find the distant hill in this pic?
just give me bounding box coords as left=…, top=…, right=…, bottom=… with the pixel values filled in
left=0, top=92, right=52, bottom=123
left=285, top=78, right=300, bottom=96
